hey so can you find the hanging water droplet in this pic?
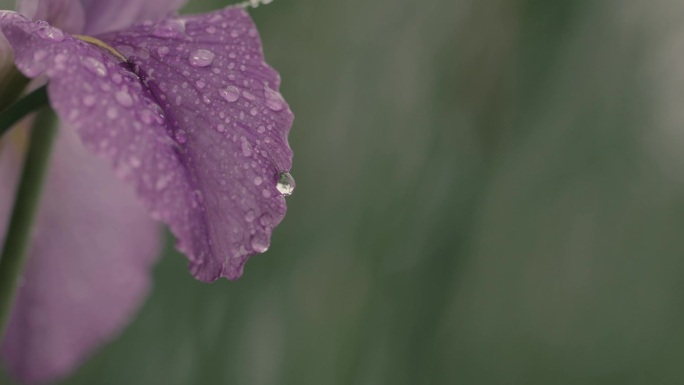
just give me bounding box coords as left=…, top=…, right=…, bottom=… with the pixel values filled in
left=250, top=233, right=270, bottom=253
left=189, top=49, right=215, bottom=67
left=219, top=86, right=240, bottom=102
left=276, top=172, right=295, bottom=196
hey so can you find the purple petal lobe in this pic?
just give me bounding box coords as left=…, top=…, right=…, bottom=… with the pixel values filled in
left=0, top=8, right=294, bottom=282
left=0, top=128, right=162, bottom=384
left=17, top=0, right=86, bottom=34
left=79, top=0, right=188, bottom=35
left=18, top=0, right=188, bottom=35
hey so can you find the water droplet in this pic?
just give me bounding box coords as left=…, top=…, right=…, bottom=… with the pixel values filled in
left=195, top=80, right=206, bottom=89
left=276, top=172, right=295, bottom=196
left=242, top=90, right=256, bottom=100
left=81, top=57, right=107, bottom=77
left=264, top=86, right=284, bottom=111
left=175, top=130, right=188, bottom=143
left=157, top=46, right=170, bottom=58
left=250, top=107, right=258, bottom=116
left=115, top=90, right=133, bottom=107
left=106, top=107, right=118, bottom=119
left=253, top=176, right=263, bottom=186
left=241, top=137, right=253, bottom=156
left=245, top=210, right=256, bottom=222
left=33, top=50, right=47, bottom=61
left=152, top=19, right=186, bottom=38
left=216, top=124, right=225, bottom=132
left=155, top=174, right=173, bottom=190
left=189, top=49, right=215, bottom=67
left=129, top=155, right=141, bottom=168
left=83, top=95, right=96, bottom=106
left=259, top=213, right=273, bottom=227
left=219, top=86, right=240, bottom=102
left=250, top=233, right=270, bottom=253
left=36, top=22, right=64, bottom=41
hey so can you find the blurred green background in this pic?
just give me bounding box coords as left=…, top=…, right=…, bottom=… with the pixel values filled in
left=5, top=0, right=684, bottom=384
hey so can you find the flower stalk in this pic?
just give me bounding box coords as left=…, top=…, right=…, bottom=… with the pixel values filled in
left=0, top=107, right=57, bottom=340
left=0, top=85, right=48, bottom=138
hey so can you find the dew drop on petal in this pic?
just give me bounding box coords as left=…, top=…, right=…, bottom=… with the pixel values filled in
left=242, top=90, right=256, bottom=100
left=81, top=57, right=107, bottom=77
left=276, top=172, right=295, bottom=196
left=240, top=138, right=253, bottom=157
left=33, top=50, right=47, bottom=61
left=115, top=90, right=134, bottom=107
left=266, top=99, right=283, bottom=111
left=219, top=86, right=240, bottom=102
left=83, top=95, right=96, bottom=106
left=245, top=210, right=256, bottom=222
left=36, top=22, right=64, bottom=41
left=253, top=176, right=263, bottom=186
left=259, top=213, right=273, bottom=227
left=250, top=233, right=270, bottom=253
left=152, top=19, right=186, bottom=38
left=175, top=130, right=188, bottom=144
left=264, top=86, right=284, bottom=111
left=189, top=49, right=215, bottom=67
left=106, top=107, right=118, bottom=119
left=157, top=46, right=170, bottom=58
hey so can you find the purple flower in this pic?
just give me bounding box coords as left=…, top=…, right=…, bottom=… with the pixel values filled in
left=0, top=0, right=294, bottom=383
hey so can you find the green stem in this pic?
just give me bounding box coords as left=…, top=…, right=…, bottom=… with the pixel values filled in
left=0, top=86, right=49, bottom=138
left=0, top=108, right=57, bottom=340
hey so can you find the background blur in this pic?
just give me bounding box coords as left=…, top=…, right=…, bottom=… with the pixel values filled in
left=5, top=0, right=684, bottom=384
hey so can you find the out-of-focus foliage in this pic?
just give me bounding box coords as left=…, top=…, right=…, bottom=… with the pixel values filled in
left=4, top=0, right=684, bottom=384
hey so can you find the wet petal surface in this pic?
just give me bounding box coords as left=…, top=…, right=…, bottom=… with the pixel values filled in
left=0, top=128, right=162, bottom=385
left=0, top=8, right=294, bottom=281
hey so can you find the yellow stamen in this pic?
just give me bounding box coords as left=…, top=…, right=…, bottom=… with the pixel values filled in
left=74, top=35, right=127, bottom=61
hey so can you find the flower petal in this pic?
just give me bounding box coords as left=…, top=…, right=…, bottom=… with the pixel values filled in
left=0, top=127, right=162, bottom=384
left=0, top=8, right=294, bottom=282
left=17, top=0, right=187, bottom=35
left=79, top=0, right=188, bottom=35
left=17, top=0, right=86, bottom=34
